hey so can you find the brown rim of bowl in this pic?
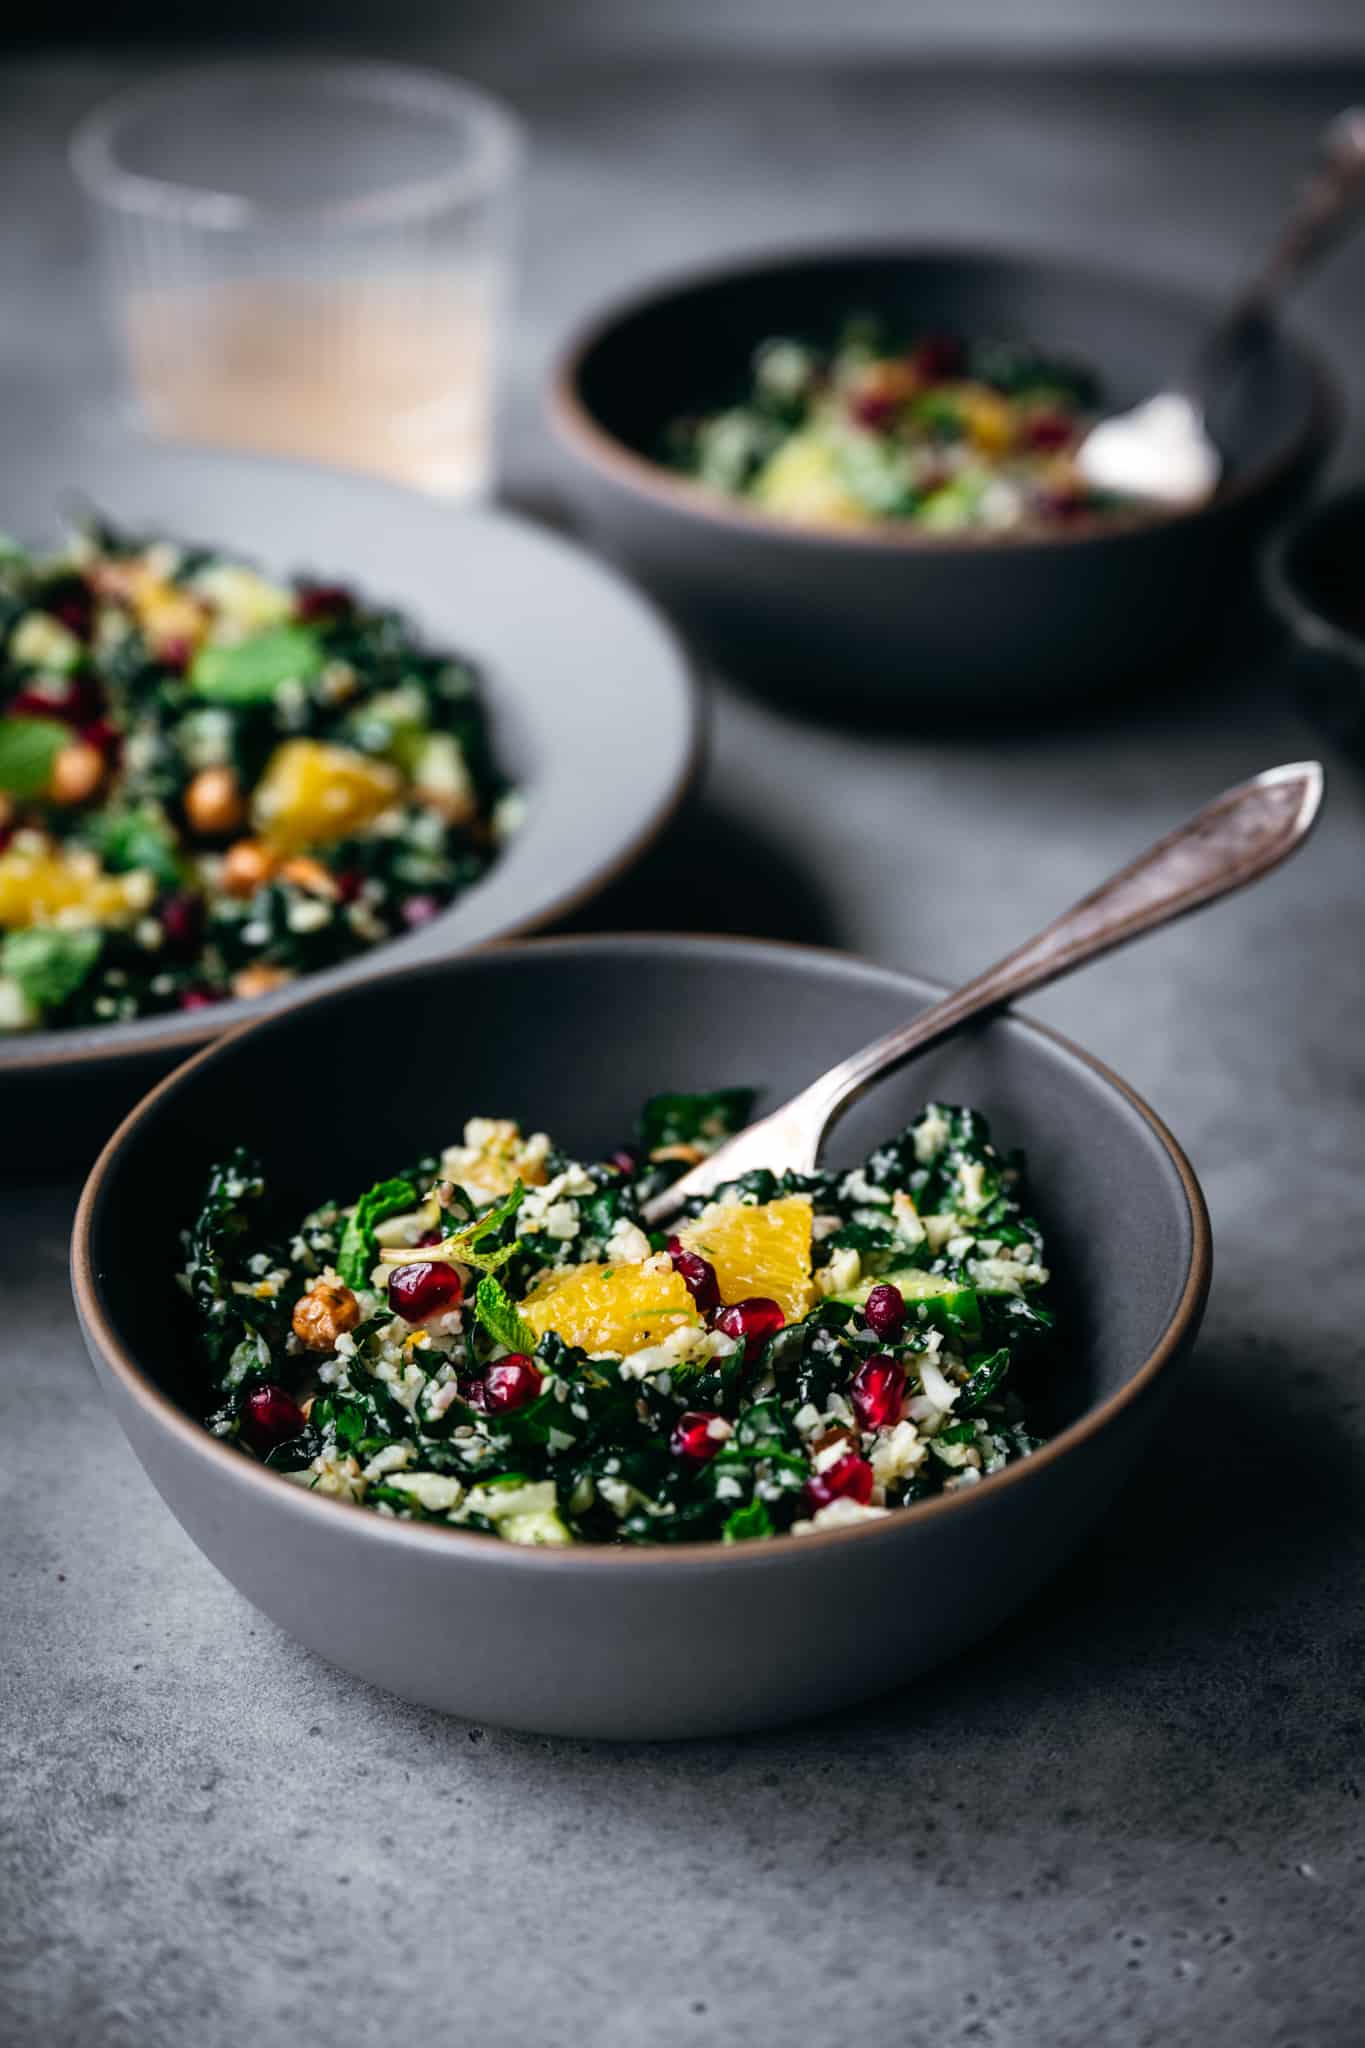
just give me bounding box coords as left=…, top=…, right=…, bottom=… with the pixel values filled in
left=1263, top=483, right=1365, bottom=670
left=547, top=237, right=1341, bottom=555
left=1, top=590, right=706, bottom=1077
left=72, top=931, right=1213, bottom=1572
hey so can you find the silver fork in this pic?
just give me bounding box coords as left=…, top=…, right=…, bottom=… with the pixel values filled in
left=641, top=761, right=1323, bottom=1228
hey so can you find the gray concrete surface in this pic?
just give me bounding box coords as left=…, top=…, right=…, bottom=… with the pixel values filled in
left=3, top=49, right=1365, bottom=2048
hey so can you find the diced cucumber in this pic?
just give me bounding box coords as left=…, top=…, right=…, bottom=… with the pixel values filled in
left=500, top=1507, right=573, bottom=1547
left=832, top=1263, right=980, bottom=1335
left=462, top=1478, right=557, bottom=1523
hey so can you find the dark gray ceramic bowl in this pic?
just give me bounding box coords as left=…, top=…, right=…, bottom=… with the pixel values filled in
left=1264, top=484, right=1365, bottom=756
left=73, top=936, right=1209, bottom=1739
left=549, top=244, right=1337, bottom=712
left=0, top=440, right=698, bottom=1168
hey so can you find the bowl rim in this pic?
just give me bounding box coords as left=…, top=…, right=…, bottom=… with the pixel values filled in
left=548, top=237, right=1341, bottom=555
left=1263, top=481, right=1365, bottom=669
left=1, top=492, right=705, bottom=1076
left=72, top=931, right=1213, bottom=1571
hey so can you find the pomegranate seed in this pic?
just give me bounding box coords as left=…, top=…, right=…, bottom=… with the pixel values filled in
left=160, top=892, right=202, bottom=953
left=608, top=1147, right=637, bottom=1174
left=9, top=675, right=104, bottom=727
left=334, top=869, right=365, bottom=905
left=79, top=716, right=122, bottom=761
left=177, top=985, right=221, bottom=1011
left=456, top=1372, right=490, bottom=1412
left=485, top=1356, right=543, bottom=1413
left=47, top=580, right=95, bottom=640
left=1025, top=411, right=1073, bottom=452
left=295, top=582, right=354, bottom=621
left=671, top=1410, right=725, bottom=1462
left=913, top=334, right=965, bottom=380
left=159, top=638, right=193, bottom=673
left=387, top=1260, right=463, bottom=1322
left=416, top=1226, right=445, bottom=1247
left=862, top=1282, right=905, bottom=1341
left=851, top=1353, right=906, bottom=1431
left=803, top=1451, right=876, bottom=1512
left=711, top=1296, right=784, bottom=1359
left=667, top=1236, right=720, bottom=1314
left=850, top=388, right=897, bottom=430
left=401, top=893, right=441, bottom=929
left=241, top=1383, right=307, bottom=1452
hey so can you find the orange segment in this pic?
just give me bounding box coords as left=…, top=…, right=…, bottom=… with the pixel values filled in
left=677, top=1194, right=816, bottom=1321
left=955, top=383, right=1016, bottom=455
left=0, top=847, right=154, bottom=929
left=252, top=739, right=402, bottom=853
left=520, top=1261, right=700, bottom=1356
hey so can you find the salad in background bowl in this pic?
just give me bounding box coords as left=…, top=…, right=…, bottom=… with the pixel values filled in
left=0, top=438, right=699, bottom=1166
left=0, top=522, right=510, bottom=1033
left=667, top=321, right=1129, bottom=535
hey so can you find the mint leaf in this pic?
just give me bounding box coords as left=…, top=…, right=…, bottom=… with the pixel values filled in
left=473, top=1275, right=537, bottom=1355
left=336, top=1175, right=418, bottom=1288
left=1, top=926, right=103, bottom=1013
left=189, top=625, right=324, bottom=705
left=442, top=1181, right=525, bottom=1275
left=0, top=715, right=68, bottom=797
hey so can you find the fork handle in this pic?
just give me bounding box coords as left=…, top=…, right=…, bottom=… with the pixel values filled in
left=800, top=761, right=1323, bottom=1138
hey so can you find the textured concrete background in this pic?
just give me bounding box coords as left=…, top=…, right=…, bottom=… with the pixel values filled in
left=3, top=49, right=1364, bottom=2048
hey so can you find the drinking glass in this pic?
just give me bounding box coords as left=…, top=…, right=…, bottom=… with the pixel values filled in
left=72, top=61, right=524, bottom=499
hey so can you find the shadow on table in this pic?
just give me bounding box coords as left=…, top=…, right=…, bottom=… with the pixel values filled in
left=797, top=1326, right=1364, bottom=1799
left=507, top=481, right=1313, bottom=755
left=546, top=791, right=843, bottom=951
left=427, top=1329, right=1360, bottom=1827
left=722, top=606, right=1295, bottom=746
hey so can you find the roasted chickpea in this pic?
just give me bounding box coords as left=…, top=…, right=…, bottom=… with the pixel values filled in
left=184, top=765, right=245, bottom=838
left=221, top=839, right=277, bottom=898
left=291, top=1280, right=361, bottom=1352
left=47, top=740, right=105, bottom=808
left=231, top=962, right=292, bottom=1001
left=277, top=855, right=337, bottom=897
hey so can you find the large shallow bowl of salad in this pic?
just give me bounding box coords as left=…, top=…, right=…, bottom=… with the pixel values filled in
left=74, top=936, right=1210, bottom=1738
left=0, top=439, right=698, bottom=1161
left=550, top=243, right=1336, bottom=710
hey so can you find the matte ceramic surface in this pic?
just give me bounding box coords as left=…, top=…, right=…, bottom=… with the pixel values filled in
left=550, top=245, right=1337, bottom=711
left=0, top=440, right=699, bottom=1164
left=73, top=936, right=1210, bottom=1740
left=1265, top=484, right=1365, bottom=755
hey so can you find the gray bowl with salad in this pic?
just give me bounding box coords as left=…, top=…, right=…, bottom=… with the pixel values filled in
left=74, top=936, right=1210, bottom=1739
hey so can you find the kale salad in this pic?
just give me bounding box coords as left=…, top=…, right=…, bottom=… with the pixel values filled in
left=0, top=524, right=512, bottom=1032
left=182, top=1090, right=1057, bottom=1546
left=666, top=321, right=1128, bottom=534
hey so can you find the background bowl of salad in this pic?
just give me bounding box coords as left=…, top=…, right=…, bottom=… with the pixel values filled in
left=73, top=935, right=1210, bottom=1740
left=0, top=440, right=699, bottom=1162
left=550, top=244, right=1337, bottom=714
